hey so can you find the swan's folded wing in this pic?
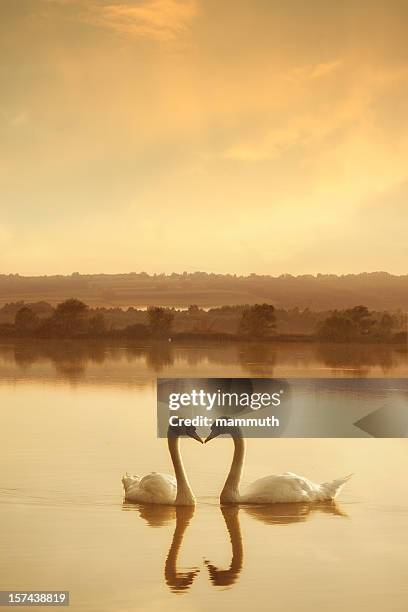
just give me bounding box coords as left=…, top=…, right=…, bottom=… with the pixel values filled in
left=241, top=473, right=319, bottom=503
left=282, top=472, right=321, bottom=494
left=136, top=472, right=177, bottom=504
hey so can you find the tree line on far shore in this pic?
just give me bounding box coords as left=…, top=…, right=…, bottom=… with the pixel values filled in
left=0, top=299, right=406, bottom=343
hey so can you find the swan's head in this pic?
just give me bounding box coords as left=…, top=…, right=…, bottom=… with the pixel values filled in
left=204, top=417, right=241, bottom=442
left=168, top=419, right=203, bottom=443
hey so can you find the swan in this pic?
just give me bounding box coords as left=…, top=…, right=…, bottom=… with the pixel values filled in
left=205, top=420, right=352, bottom=504
left=122, top=422, right=202, bottom=506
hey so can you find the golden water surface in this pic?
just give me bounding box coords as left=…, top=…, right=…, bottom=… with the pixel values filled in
left=0, top=341, right=407, bottom=612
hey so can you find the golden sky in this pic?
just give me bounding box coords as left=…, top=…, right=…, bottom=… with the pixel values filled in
left=1, top=0, right=408, bottom=275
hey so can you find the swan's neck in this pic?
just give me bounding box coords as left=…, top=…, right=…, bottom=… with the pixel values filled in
left=168, top=436, right=195, bottom=506
left=220, top=435, right=245, bottom=504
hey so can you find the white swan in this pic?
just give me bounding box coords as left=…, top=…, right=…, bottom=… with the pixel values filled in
left=122, top=423, right=202, bottom=506
left=205, top=421, right=352, bottom=504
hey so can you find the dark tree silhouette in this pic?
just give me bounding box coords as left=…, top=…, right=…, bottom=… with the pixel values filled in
left=55, top=298, right=88, bottom=318
left=318, top=304, right=386, bottom=341
left=15, top=306, right=40, bottom=333
left=187, top=305, right=200, bottom=314
left=317, top=313, right=358, bottom=342
left=238, top=303, right=276, bottom=338
left=343, top=305, right=375, bottom=335
left=88, top=313, right=106, bottom=336
left=147, top=307, right=174, bottom=338
left=375, top=312, right=396, bottom=339
left=52, top=298, right=88, bottom=337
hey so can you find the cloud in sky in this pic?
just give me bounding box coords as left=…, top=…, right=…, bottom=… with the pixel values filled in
left=1, top=0, right=408, bottom=275
left=89, top=0, right=198, bottom=41
left=43, top=0, right=199, bottom=41
left=287, top=59, right=343, bottom=82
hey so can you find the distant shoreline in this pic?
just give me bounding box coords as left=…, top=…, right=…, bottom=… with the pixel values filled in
left=0, top=332, right=406, bottom=346
left=1, top=299, right=406, bottom=344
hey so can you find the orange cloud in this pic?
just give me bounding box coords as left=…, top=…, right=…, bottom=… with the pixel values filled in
left=92, top=0, right=198, bottom=41
left=287, top=59, right=342, bottom=82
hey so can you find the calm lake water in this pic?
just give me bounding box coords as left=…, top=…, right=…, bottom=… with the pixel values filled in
left=1, top=340, right=407, bottom=611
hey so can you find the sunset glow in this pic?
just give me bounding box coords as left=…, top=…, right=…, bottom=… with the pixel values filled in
left=2, top=0, right=408, bottom=274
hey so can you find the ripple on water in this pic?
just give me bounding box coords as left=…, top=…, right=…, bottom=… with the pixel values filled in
left=0, top=487, right=119, bottom=510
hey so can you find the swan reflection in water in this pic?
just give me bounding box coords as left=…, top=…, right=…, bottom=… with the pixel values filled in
left=164, top=507, right=199, bottom=592
left=124, top=500, right=348, bottom=593
left=242, top=499, right=348, bottom=525
left=123, top=503, right=199, bottom=592
left=204, top=505, right=243, bottom=587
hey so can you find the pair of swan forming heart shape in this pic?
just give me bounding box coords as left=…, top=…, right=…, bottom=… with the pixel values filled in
left=122, top=421, right=352, bottom=506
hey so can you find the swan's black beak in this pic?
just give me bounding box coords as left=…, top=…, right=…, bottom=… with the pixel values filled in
left=204, top=430, right=219, bottom=443
left=189, top=430, right=203, bottom=444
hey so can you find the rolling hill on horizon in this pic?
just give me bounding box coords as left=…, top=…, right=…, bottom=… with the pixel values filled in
left=1, top=271, right=408, bottom=311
